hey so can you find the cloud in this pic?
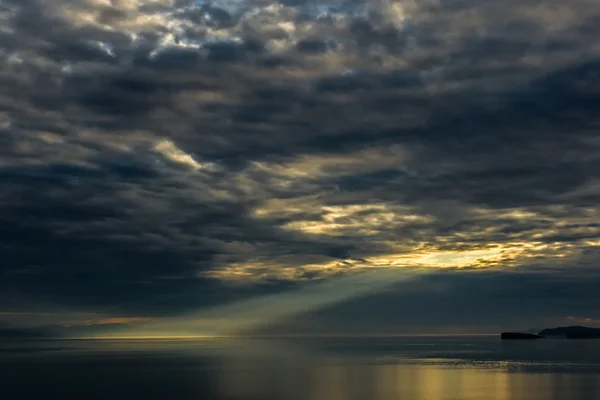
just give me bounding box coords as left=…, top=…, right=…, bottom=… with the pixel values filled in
left=153, top=139, right=212, bottom=170
left=1, top=0, right=600, bottom=331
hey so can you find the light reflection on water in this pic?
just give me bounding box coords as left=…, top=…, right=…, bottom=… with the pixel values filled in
left=2, top=336, right=600, bottom=400
left=248, top=362, right=599, bottom=400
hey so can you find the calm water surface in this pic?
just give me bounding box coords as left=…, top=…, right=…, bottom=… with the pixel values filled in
left=2, top=336, right=600, bottom=399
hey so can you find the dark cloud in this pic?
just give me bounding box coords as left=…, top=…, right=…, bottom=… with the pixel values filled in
left=1, top=0, right=600, bottom=332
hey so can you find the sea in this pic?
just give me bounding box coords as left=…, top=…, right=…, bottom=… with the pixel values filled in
left=2, top=335, right=600, bottom=399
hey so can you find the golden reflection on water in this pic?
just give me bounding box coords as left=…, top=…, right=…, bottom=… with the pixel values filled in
left=24, top=338, right=600, bottom=400
left=212, top=355, right=600, bottom=400
left=4, top=339, right=600, bottom=400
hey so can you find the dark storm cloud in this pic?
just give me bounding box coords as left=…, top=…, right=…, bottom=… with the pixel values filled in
left=0, top=160, right=347, bottom=308
left=1, top=0, right=600, bottom=329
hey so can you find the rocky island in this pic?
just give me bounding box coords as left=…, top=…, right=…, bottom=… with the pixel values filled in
left=538, top=326, right=600, bottom=338
left=501, top=326, right=600, bottom=339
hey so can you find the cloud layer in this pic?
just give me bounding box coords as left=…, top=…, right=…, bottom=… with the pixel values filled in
left=1, top=0, right=600, bottom=330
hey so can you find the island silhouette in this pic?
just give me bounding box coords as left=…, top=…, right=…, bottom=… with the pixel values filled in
left=502, top=326, right=600, bottom=339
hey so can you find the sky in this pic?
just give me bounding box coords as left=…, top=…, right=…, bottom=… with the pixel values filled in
left=1, top=0, right=600, bottom=337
